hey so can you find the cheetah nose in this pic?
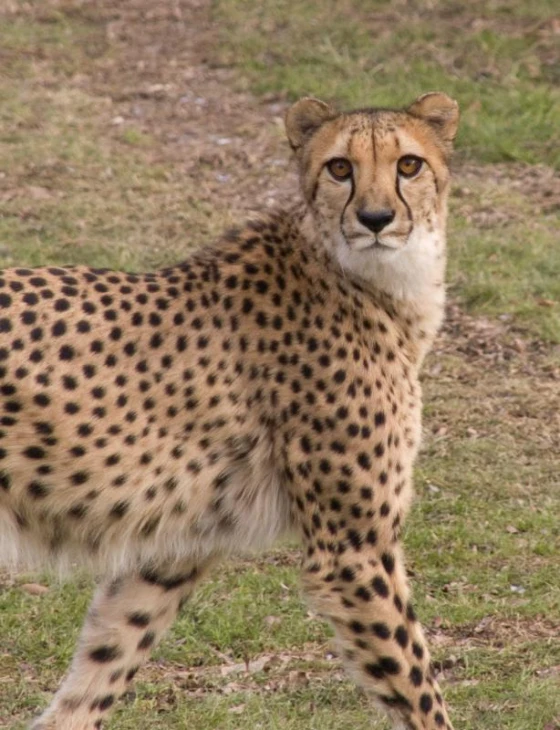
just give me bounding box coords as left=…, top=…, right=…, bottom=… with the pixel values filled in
left=356, top=209, right=395, bottom=234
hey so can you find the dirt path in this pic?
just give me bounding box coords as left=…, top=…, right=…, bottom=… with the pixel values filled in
left=84, top=0, right=297, bottom=210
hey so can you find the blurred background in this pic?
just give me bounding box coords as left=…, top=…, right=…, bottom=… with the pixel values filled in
left=0, top=2, right=559, bottom=729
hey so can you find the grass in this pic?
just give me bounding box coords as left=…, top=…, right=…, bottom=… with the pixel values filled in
left=448, top=176, right=560, bottom=341
left=1, top=1, right=559, bottom=729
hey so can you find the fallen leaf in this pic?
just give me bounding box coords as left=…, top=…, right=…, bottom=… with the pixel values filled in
left=20, top=583, right=49, bottom=595
left=287, top=670, right=309, bottom=688
left=220, top=655, right=274, bottom=677
left=474, top=616, right=493, bottom=634
left=536, top=665, right=560, bottom=678
left=27, top=186, right=52, bottom=200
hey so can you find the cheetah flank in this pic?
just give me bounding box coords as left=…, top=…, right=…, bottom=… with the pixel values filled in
left=0, top=93, right=459, bottom=730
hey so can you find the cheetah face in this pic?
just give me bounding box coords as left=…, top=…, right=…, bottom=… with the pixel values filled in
left=286, top=93, right=459, bottom=296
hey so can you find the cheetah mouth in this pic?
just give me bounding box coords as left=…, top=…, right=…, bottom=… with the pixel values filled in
left=346, top=234, right=402, bottom=252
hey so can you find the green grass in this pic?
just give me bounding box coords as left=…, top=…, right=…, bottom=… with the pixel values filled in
left=1, top=1, right=560, bottom=729
left=448, top=178, right=560, bottom=341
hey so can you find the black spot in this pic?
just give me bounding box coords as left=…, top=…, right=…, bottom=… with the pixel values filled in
left=364, top=662, right=384, bottom=679
left=70, top=471, right=89, bottom=486
left=110, top=501, right=129, bottom=519
left=357, top=452, right=371, bottom=470
left=51, top=320, right=67, bottom=337
left=409, top=666, right=423, bottom=686
left=374, top=411, right=386, bottom=427
left=24, top=446, right=45, bottom=460
left=354, top=585, right=371, bottom=601
left=59, top=345, right=75, bottom=361
left=371, top=622, right=391, bottom=639
left=381, top=692, right=412, bottom=711
left=89, top=645, right=122, bottom=663
left=349, top=620, right=366, bottom=634
left=360, top=486, right=372, bottom=500
left=164, top=477, right=178, bottom=492
left=379, top=656, right=401, bottom=674
left=419, top=693, right=433, bottom=714
left=347, top=528, right=362, bottom=550
left=137, top=631, right=156, bottom=650
left=126, top=666, right=139, bottom=682
left=54, top=298, right=70, bottom=312
left=29, top=276, right=47, bottom=287
left=371, top=576, right=390, bottom=597
left=109, top=668, right=124, bottom=684
left=339, top=566, right=355, bottom=582
left=27, top=480, right=50, bottom=499
left=68, top=503, right=88, bottom=519
left=381, top=552, right=395, bottom=574
left=126, top=611, right=152, bottom=629
left=394, top=625, right=409, bottom=648
left=97, top=694, right=115, bottom=712
left=140, top=515, right=161, bottom=537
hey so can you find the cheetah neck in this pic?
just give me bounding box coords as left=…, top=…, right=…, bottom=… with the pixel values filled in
left=300, top=210, right=446, bottom=366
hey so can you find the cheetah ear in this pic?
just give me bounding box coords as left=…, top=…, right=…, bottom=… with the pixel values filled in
left=285, top=97, right=334, bottom=151
left=407, top=92, right=459, bottom=148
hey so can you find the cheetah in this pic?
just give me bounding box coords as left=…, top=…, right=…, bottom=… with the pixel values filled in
left=0, top=92, right=459, bottom=730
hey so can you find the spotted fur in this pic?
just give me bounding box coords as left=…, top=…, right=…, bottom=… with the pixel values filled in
left=0, top=93, right=459, bottom=730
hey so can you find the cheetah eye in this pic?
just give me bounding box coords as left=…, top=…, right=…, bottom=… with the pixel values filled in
left=326, top=158, right=353, bottom=182
left=397, top=155, right=423, bottom=178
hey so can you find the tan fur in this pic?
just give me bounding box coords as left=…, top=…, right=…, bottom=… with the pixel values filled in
left=0, top=94, right=458, bottom=730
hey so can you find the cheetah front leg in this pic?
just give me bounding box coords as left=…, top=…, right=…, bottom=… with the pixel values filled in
left=302, top=542, right=453, bottom=730
left=30, top=557, right=216, bottom=730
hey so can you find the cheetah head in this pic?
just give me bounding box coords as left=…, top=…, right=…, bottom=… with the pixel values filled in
left=286, top=93, right=459, bottom=300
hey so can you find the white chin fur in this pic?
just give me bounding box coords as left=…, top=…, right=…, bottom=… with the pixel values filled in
left=335, top=225, right=445, bottom=302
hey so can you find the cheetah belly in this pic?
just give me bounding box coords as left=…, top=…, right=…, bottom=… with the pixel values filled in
left=0, top=425, right=292, bottom=576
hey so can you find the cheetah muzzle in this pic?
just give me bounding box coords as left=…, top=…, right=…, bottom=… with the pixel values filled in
left=0, top=92, right=459, bottom=730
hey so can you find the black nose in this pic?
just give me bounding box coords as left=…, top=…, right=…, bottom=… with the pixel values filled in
left=357, top=209, right=395, bottom=234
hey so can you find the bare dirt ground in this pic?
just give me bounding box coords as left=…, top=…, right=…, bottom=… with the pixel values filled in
left=85, top=0, right=298, bottom=209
